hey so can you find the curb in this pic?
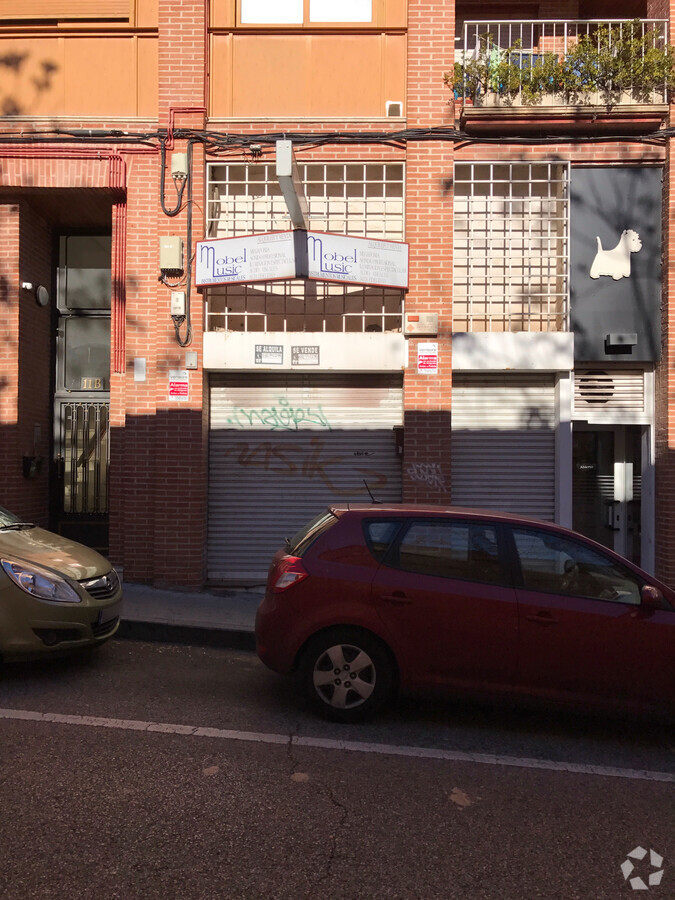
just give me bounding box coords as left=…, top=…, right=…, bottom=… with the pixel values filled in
left=116, top=619, right=256, bottom=652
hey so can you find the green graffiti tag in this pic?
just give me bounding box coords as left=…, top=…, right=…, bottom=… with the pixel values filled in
left=225, top=397, right=331, bottom=431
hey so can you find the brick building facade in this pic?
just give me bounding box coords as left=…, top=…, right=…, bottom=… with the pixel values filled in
left=1, top=0, right=674, bottom=591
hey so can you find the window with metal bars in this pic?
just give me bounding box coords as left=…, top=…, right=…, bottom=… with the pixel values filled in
left=205, top=161, right=405, bottom=333
left=453, top=161, right=569, bottom=333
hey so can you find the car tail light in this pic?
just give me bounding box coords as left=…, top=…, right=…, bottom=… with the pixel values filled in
left=271, top=556, right=308, bottom=593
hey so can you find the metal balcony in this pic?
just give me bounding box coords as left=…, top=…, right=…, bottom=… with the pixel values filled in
left=455, top=19, right=670, bottom=110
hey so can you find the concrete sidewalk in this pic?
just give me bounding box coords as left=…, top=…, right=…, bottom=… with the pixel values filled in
left=117, top=582, right=262, bottom=649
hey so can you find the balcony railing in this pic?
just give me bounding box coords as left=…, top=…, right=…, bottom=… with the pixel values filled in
left=454, top=19, right=671, bottom=107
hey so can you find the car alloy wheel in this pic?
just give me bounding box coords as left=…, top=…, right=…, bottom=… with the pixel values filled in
left=302, top=627, right=395, bottom=722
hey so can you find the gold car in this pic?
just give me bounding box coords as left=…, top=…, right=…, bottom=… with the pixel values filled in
left=0, top=505, right=122, bottom=659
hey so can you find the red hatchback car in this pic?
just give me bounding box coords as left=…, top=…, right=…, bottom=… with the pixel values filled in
left=255, top=505, right=675, bottom=722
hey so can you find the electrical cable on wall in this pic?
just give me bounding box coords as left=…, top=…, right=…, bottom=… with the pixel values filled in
left=169, top=140, right=194, bottom=347
left=1, top=125, right=673, bottom=149
left=159, top=138, right=188, bottom=216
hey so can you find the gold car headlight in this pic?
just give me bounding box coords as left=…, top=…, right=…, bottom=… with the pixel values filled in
left=1, top=559, right=82, bottom=603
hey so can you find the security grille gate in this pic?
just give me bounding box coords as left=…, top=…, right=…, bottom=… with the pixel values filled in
left=451, top=374, right=556, bottom=520
left=208, top=373, right=403, bottom=584
left=57, top=400, right=110, bottom=515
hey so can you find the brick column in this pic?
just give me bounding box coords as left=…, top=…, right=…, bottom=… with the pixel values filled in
left=111, top=0, right=208, bottom=587
left=403, top=0, right=455, bottom=503
left=0, top=203, right=21, bottom=511
left=653, top=0, right=675, bottom=583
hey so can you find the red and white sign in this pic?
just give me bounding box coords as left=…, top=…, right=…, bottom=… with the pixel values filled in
left=417, top=342, right=438, bottom=374
left=169, top=369, right=189, bottom=400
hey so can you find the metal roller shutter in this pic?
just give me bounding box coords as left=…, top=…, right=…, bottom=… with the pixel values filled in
left=208, top=373, right=403, bottom=584
left=451, top=374, right=556, bottom=520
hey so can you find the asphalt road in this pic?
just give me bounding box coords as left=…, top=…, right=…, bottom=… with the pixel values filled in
left=0, top=637, right=673, bottom=900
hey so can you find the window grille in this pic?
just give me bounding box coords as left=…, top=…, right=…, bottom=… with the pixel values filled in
left=453, top=161, right=569, bottom=333
left=208, top=281, right=403, bottom=333
left=206, top=162, right=405, bottom=333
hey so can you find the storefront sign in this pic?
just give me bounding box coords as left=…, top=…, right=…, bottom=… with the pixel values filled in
left=196, top=231, right=409, bottom=290
left=168, top=369, right=189, bottom=400
left=570, top=167, right=662, bottom=362
left=305, top=232, right=408, bottom=289
left=291, top=345, right=320, bottom=366
left=417, top=342, right=438, bottom=374
left=196, top=232, right=296, bottom=285
left=255, top=344, right=284, bottom=365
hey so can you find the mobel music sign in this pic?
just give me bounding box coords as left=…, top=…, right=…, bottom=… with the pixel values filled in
left=195, top=230, right=409, bottom=290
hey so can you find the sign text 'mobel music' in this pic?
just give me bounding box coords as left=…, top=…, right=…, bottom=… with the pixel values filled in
left=196, top=230, right=409, bottom=290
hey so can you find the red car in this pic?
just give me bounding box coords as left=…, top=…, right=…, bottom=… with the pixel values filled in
left=255, top=505, right=675, bottom=722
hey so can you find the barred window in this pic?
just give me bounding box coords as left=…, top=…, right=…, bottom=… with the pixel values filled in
left=453, top=161, right=569, bottom=333
left=206, top=161, right=405, bottom=334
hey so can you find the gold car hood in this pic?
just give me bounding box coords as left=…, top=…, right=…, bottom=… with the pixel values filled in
left=0, top=527, right=111, bottom=581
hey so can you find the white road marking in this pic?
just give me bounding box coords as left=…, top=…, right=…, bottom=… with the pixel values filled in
left=0, top=707, right=673, bottom=783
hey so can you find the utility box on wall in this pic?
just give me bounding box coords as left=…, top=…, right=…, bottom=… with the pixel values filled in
left=159, top=235, right=184, bottom=271
left=570, top=167, right=662, bottom=362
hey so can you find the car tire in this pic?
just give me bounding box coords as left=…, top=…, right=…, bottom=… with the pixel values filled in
left=301, top=627, right=396, bottom=723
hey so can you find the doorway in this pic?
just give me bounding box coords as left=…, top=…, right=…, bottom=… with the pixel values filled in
left=53, top=234, right=111, bottom=554
left=572, top=425, right=642, bottom=565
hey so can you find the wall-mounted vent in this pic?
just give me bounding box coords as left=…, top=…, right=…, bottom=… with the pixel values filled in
left=386, top=101, right=403, bottom=117
left=574, top=370, right=645, bottom=411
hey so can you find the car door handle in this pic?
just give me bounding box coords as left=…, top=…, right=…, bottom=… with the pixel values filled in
left=380, top=592, right=414, bottom=605
left=525, top=611, right=558, bottom=626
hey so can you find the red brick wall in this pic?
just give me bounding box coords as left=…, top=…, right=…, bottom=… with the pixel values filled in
left=108, top=0, right=209, bottom=587
left=0, top=201, right=51, bottom=524
left=17, top=203, right=52, bottom=526
left=403, top=0, right=455, bottom=505
left=0, top=202, right=21, bottom=513
left=653, top=1, right=675, bottom=584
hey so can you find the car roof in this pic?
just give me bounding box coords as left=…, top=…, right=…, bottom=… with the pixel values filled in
left=333, top=503, right=551, bottom=528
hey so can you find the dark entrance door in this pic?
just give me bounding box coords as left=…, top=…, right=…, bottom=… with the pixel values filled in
left=572, top=425, right=642, bottom=566
left=53, top=234, right=112, bottom=554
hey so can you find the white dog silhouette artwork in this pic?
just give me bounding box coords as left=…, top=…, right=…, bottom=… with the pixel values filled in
left=589, top=228, right=642, bottom=280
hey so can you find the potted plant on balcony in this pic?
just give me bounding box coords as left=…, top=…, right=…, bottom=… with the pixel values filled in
left=559, top=18, right=675, bottom=105
left=447, top=19, right=675, bottom=108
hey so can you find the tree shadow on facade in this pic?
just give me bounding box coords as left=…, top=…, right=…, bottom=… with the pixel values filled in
left=0, top=52, right=58, bottom=117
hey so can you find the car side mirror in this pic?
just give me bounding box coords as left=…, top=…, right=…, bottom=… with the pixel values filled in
left=640, top=584, right=663, bottom=610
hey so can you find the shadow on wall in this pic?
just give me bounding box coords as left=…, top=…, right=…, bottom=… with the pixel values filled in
left=0, top=52, right=58, bottom=116
left=450, top=425, right=557, bottom=520
left=0, top=424, right=50, bottom=525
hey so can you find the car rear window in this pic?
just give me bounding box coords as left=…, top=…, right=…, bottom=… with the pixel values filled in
left=363, top=519, right=404, bottom=561
left=287, top=510, right=338, bottom=556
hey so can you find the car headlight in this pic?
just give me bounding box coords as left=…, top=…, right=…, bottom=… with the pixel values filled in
left=1, top=559, right=82, bottom=603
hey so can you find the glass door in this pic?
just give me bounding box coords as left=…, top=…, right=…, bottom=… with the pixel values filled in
left=572, top=425, right=642, bottom=565
left=53, top=234, right=111, bottom=554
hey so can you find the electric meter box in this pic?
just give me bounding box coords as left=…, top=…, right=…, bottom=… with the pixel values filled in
left=159, top=235, right=183, bottom=271
left=170, top=291, right=186, bottom=316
